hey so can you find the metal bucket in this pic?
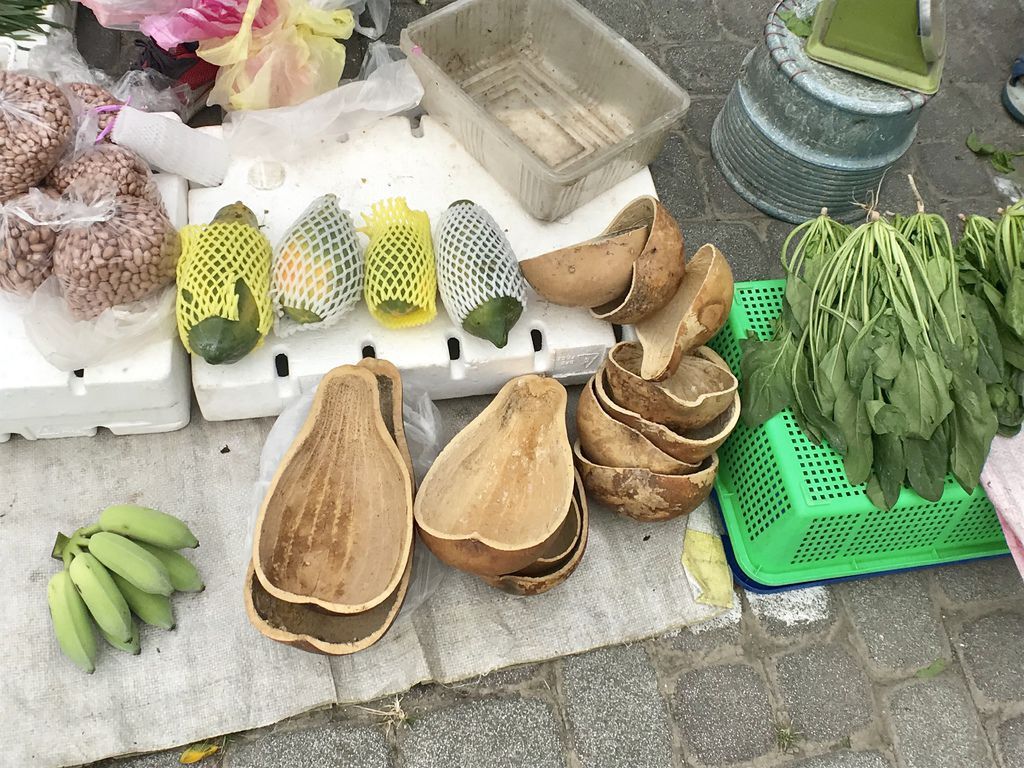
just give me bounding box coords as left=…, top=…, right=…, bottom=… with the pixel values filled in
left=711, top=0, right=931, bottom=223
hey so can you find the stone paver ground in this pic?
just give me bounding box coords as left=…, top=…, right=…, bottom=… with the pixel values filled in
left=81, top=0, right=1024, bottom=765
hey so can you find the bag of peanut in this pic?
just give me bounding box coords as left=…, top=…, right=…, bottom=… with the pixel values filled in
left=0, top=71, right=73, bottom=203
left=45, top=144, right=162, bottom=208
left=51, top=179, right=180, bottom=319
left=0, top=190, right=57, bottom=296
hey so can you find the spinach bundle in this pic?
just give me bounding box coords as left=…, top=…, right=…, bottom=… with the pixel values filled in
left=956, top=203, right=1024, bottom=435
left=743, top=209, right=998, bottom=510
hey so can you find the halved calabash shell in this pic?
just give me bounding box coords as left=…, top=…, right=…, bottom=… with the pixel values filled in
left=358, top=357, right=415, bottom=487
left=514, top=473, right=584, bottom=577
left=520, top=224, right=649, bottom=307
left=480, top=471, right=590, bottom=595
left=635, top=243, right=734, bottom=381
left=244, top=555, right=411, bottom=655
left=577, top=374, right=699, bottom=474
left=415, top=375, right=575, bottom=577
left=253, top=365, right=414, bottom=614
left=574, top=441, right=719, bottom=522
left=594, top=370, right=739, bottom=465
left=590, top=196, right=685, bottom=324
left=606, top=341, right=737, bottom=431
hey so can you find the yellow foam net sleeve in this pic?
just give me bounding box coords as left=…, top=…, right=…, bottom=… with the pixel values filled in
left=175, top=220, right=273, bottom=353
left=360, top=197, right=437, bottom=329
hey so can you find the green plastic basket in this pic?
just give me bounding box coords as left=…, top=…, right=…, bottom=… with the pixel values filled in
left=708, top=280, right=1008, bottom=586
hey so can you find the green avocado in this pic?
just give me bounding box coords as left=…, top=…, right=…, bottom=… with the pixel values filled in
left=462, top=296, right=524, bottom=349
left=188, top=278, right=262, bottom=365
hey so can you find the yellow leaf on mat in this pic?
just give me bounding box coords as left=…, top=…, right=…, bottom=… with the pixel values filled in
left=180, top=742, right=220, bottom=764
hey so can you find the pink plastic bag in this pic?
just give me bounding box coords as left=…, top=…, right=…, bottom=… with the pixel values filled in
left=77, top=0, right=183, bottom=29
left=140, top=0, right=282, bottom=56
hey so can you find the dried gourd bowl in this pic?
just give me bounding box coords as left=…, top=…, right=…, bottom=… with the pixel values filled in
left=480, top=470, right=590, bottom=596
left=577, top=374, right=699, bottom=474
left=414, top=375, right=575, bottom=577
left=574, top=441, right=719, bottom=522
left=252, top=365, right=415, bottom=614
left=605, top=341, right=737, bottom=431
left=594, top=364, right=739, bottom=466
left=520, top=196, right=685, bottom=322
left=635, top=243, right=734, bottom=381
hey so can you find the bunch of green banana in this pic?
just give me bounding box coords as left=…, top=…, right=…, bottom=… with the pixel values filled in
left=47, top=504, right=203, bottom=673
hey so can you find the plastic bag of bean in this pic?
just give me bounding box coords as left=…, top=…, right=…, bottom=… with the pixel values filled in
left=0, top=71, right=73, bottom=203
left=45, top=145, right=162, bottom=208
left=51, top=180, right=181, bottom=319
left=0, top=190, right=57, bottom=296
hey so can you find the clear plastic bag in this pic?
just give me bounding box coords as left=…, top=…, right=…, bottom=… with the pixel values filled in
left=249, top=374, right=448, bottom=614
left=76, top=0, right=184, bottom=30
left=222, top=41, right=423, bottom=160
left=50, top=180, right=180, bottom=320
left=45, top=144, right=162, bottom=208
left=0, top=71, right=73, bottom=202
left=22, top=278, right=176, bottom=371
left=0, top=191, right=57, bottom=296
left=311, top=0, right=390, bottom=39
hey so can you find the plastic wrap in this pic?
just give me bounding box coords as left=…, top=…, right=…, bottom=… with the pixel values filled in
left=0, top=190, right=56, bottom=296
left=50, top=180, right=180, bottom=320
left=222, top=41, right=423, bottom=160
left=250, top=375, right=448, bottom=614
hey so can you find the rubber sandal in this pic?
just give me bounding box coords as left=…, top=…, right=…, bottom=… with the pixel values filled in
left=1003, top=56, right=1024, bottom=124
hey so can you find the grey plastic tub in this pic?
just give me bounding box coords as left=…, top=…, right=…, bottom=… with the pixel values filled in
left=711, top=0, right=931, bottom=224
left=400, top=0, right=690, bottom=221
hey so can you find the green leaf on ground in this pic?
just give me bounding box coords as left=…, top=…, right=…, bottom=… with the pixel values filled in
left=916, top=659, right=947, bottom=679
left=966, top=132, right=1024, bottom=174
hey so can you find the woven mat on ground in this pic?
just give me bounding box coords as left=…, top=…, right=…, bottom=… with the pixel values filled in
left=2, top=393, right=720, bottom=767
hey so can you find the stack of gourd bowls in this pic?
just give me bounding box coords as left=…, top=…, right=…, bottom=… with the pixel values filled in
left=414, top=375, right=588, bottom=596
left=520, top=195, right=740, bottom=522
left=245, top=359, right=416, bottom=655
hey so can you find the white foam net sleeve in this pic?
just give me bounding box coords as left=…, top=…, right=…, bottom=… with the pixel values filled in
left=434, top=201, right=527, bottom=326
left=270, top=194, right=365, bottom=338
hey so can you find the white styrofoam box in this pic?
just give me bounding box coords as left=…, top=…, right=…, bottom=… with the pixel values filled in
left=0, top=172, right=191, bottom=442
left=189, top=115, right=658, bottom=421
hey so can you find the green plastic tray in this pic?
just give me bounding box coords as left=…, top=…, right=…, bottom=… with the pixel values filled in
left=708, top=280, right=1007, bottom=586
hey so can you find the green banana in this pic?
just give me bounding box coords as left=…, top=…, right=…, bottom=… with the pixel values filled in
left=101, top=620, right=141, bottom=655
left=47, top=570, right=97, bottom=674
left=98, top=505, right=198, bottom=550
left=68, top=553, right=133, bottom=644
left=136, top=543, right=204, bottom=592
left=111, top=572, right=176, bottom=630
left=87, top=532, right=173, bottom=596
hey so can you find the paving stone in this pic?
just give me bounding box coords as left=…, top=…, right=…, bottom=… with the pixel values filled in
left=916, top=85, right=985, bottom=143
left=101, top=750, right=192, bottom=768
left=839, top=571, right=950, bottom=676
left=933, top=558, right=1024, bottom=604
left=680, top=96, right=727, bottom=157
left=713, top=0, right=773, bottom=42
left=577, top=0, right=653, bottom=41
left=789, top=751, right=892, bottom=768
left=775, top=645, right=873, bottom=743
left=562, top=645, right=673, bottom=768
left=663, top=600, right=743, bottom=655
left=664, top=42, right=753, bottom=96
left=650, top=133, right=708, bottom=220
left=707, top=159, right=763, bottom=217
left=674, top=663, right=775, bottom=764
left=224, top=725, right=391, bottom=768
left=649, top=0, right=724, bottom=42
left=943, top=25, right=1001, bottom=85
left=473, top=662, right=545, bottom=690
left=747, top=586, right=837, bottom=641
left=916, top=140, right=997, bottom=201
left=958, top=613, right=1024, bottom=705
left=398, top=698, right=565, bottom=768
left=680, top=220, right=777, bottom=281
left=888, top=677, right=992, bottom=768
left=998, top=716, right=1024, bottom=768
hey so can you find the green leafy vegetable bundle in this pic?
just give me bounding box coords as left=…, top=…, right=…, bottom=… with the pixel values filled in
left=0, top=0, right=57, bottom=41
left=956, top=202, right=1024, bottom=436
left=742, top=206, right=999, bottom=510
